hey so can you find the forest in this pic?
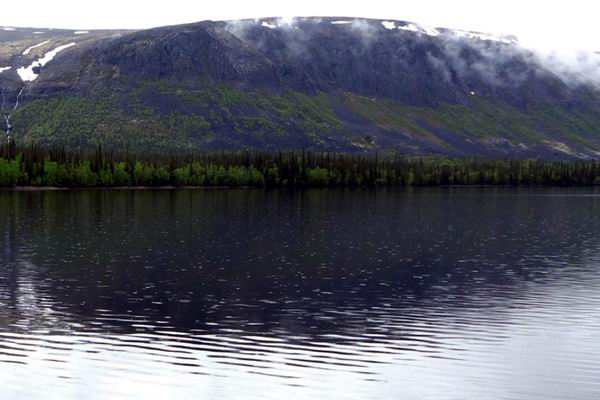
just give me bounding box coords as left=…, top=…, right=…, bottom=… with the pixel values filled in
left=1, top=143, right=600, bottom=188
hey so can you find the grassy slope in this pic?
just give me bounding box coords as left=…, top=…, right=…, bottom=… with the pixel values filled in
left=10, top=82, right=600, bottom=155
left=11, top=83, right=344, bottom=150
left=342, top=93, right=600, bottom=150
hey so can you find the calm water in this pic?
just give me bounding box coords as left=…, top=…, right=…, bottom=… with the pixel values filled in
left=1, top=188, right=600, bottom=399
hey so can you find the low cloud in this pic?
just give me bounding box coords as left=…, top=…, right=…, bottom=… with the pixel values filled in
left=222, top=17, right=600, bottom=89
left=530, top=50, right=600, bottom=87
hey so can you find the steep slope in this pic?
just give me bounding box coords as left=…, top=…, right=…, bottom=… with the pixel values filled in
left=0, top=26, right=129, bottom=138
left=2, top=18, right=600, bottom=158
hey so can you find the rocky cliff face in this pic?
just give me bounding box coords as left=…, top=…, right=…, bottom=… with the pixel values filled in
left=2, top=18, right=600, bottom=158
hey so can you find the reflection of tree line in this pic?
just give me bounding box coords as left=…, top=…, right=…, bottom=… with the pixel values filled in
left=1, top=189, right=600, bottom=340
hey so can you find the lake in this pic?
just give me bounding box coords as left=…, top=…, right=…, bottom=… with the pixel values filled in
left=1, top=188, right=600, bottom=399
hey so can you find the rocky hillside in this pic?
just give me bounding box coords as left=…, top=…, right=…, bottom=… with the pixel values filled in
left=2, top=18, right=600, bottom=158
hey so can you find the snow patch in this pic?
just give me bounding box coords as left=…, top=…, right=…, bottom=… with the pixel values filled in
left=381, top=21, right=396, bottom=30
left=261, top=21, right=277, bottom=29
left=23, top=40, right=51, bottom=56
left=394, top=22, right=512, bottom=42
left=452, top=30, right=517, bottom=44
left=0, top=67, right=10, bottom=74
left=1, top=27, right=16, bottom=31
left=398, top=23, right=440, bottom=37
left=74, top=31, right=89, bottom=35
left=422, top=26, right=440, bottom=37
left=33, top=31, right=45, bottom=34
left=398, top=23, right=420, bottom=33
left=331, top=20, right=352, bottom=25
left=470, top=91, right=476, bottom=96
left=17, top=42, right=76, bottom=82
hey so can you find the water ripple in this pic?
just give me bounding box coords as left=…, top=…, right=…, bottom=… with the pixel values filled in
left=1, top=188, right=600, bottom=399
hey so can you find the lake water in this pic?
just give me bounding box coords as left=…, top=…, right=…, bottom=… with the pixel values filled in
left=1, top=188, right=600, bottom=399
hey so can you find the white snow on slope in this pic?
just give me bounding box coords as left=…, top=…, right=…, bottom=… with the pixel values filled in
left=381, top=21, right=396, bottom=30
left=261, top=21, right=277, bottom=29
left=422, top=26, right=440, bottom=37
left=331, top=20, right=352, bottom=25
left=23, top=41, right=51, bottom=56
left=0, top=67, right=11, bottom=74
left=383, top=21, right=513, bottom=43
left=1, top=27, right=16, bottom=31
left=452, top=30, right=517, bottom=44
left=398, top=23, right=420, bottom=33
left=33, top=31, right=45, bottom=34
left=74, top=31, right=89, bottom=35
left=17, top=43, right=76, bottom=82
left=397, top=23, right=440, bottom=37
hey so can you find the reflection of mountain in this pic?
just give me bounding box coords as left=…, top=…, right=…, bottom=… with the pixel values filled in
left=0, top=220, right=67, bottom=334
left=2, top=189, right=600, bottom=338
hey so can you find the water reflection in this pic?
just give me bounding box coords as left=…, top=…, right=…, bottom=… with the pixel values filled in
left=1, top=188, right=600, bottom=399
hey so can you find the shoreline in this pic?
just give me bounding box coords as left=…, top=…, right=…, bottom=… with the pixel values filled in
left=2, top=185, right=599, bottom=192
left=1, top=186, right=242, bottom=192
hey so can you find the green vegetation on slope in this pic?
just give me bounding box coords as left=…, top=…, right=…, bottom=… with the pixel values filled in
left=341, top=92, right=600, bottom=150
left=11, top=84, right=344, bottom=150
left=11, top=97, right=179, bottom=148
left=8, top=83, right=600, bottom=155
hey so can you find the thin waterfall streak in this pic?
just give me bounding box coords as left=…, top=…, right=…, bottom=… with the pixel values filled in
left=2, top=88, right=24, bottom=137
left=12, top=89, right=23, bottom=112
left=1, top=86, right=8, bottom=136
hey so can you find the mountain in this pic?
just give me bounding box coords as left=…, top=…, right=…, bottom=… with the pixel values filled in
left=2, top=18, right=600, bottom=158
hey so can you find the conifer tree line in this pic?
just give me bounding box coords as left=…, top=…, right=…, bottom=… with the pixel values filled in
left=1, top=143, right=600, bottom=188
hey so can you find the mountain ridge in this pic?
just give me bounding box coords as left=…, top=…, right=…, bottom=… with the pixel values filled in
left=2, top=18, right=600, bottom=158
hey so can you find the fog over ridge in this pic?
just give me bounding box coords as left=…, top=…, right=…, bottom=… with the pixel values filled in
left=222, top=16, right=600, bottom=88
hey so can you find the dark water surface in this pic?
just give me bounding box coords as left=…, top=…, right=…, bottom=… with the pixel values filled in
left=1, top=188, right=600, bottom=400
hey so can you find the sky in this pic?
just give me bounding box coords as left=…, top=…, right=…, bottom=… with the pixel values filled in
left=0, top=0, right=599, bottom=52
